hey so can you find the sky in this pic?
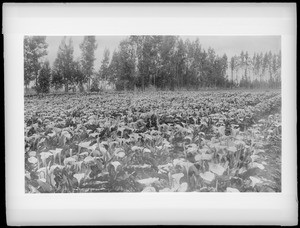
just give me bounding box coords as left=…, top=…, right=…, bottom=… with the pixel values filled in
left=45, top=36, right=281, bottom=70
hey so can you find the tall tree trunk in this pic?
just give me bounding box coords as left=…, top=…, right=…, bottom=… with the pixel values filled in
left=154, top=69, right=157, bottom=88
left=35, top=71, right=39, bottom=94
left=79, top=82, right=84, bottom=92
left=65, top=83, right=69, bottom=93
left=149, top=68, right=151, bottom=86
left=87, top=78, right=90, bottom=92
left=142, top=73, right=144, bottom=91
left=176, top=64, right=178, bottom=88
left=231, top=68, right=234, bottom=88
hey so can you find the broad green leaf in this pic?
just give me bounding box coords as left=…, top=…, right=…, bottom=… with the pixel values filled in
left=180, top=161, right=196, bottom=174
left=78, top=141, right=91, bottom=148
left=156, top=145, right=163, bottom=150
left=250, top=162, right=265, bottom=170
left=234, top=140, right=246, bottom=146
left=116, top=151, right=125, bottom=158
left=132, top=146, right=142, bottom=151
left=89, top=132, right=99, bottom=138
left=143, top=148, right=151, bottom=153
left=74, top=173, right=85, bottom=184
left=50, top=173, right=56, bottom=187
left=28, top=157, right=38, bottom=164
left=37, top=179, right=52, bottom=192
left=84, top=156, right=95, bottom=164
left=253, top=149, right=265, bottom=155
left=79, top=152, right=89, bottom=157
left=238, top=166, right=247, bottom=174
left=208, top=162, right=225, bottom=176
left=227, top=146, right=237, bottom=153
left=172, top=173, right=184, bottom=186
left=200, top=171, right=215, bottom=182
left=74, top=161, right=84, bottom=172
left=40, top=152, right=53, bottom=162
left=28, top=151, right=36, bottom=157
left=184, top=136, right=193, bottom=143
left=130, top=164, right=151, bottom=169
left=250, top=155, right=260, bottom=162
left=88, top=144, right=98, bottom=151
left=236, top=135, right=244, bottom=141
left=114, top=148, right=125, bottom=155
left=218, top=126, right=225, bottom=136
left=37, top=167, right=46, bottom=174
left=142, top=186, right=156, bottom=192
left=199, top=148, right=209, bottom=153
left=101, top=141, right=109, bottom=146
left=226, top=187, right=240, bottom=192
left=158, top=163, right=172, bottom=173
left=159, top=188, right=173, bottom=192
left=48, top=131, right=56, bottom=137
left=177, top=182, right=188, bottom=192
left=162, top=140, right=171, bottom=148
left=223, top=161, right=229, bottom=170
left=88, top=115, right=97, bottom=120
left=173, top=158, right=185, bottom=167
left=49, top=164, right=63, bottom=173
left=99, top=145, right=107, bottom=155
left=130, top=133, right=140, bottom=141
left=61, top=131, right=71, bottom=139
left=186, top=146, right=198, bottom=154
left=214, top=145, right=227, bottom=151
left=63, top=157, right=77, bottom=166
left=38, top=137, right=46, bottom=144
left=250, top=176, right=261, bottom=187
left=92, top=150, right=101, bottom=157
left=49, top=148, right=63, bottom=161
left=195, top=153, right=213, bottom=161
left=137, top=177, right=159, bottom=186
left=39, top=178, right=46, bottom=183
left=110, top=161, right=121, bottom=171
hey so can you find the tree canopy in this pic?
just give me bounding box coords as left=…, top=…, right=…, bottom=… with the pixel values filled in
left=24, top=35, right=282, bottom=94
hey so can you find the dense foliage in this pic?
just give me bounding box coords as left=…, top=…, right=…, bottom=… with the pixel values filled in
left=24, top=36, right=48, bottom=91
left=25, top=90, right=281, bottom=193
left=37, top=61, right=51, bottom=94
left=51, top=37, right=75, bottom=92
left=79, top=36, right=98, bottom=91
left=24, top=36, right=281, bottom=93
left=230, top=51, right=281, bottom=88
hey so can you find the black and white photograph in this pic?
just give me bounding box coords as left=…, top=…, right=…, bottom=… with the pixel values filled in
left=4, top=3, right=297, bottom=226
left=24, top=35, right=282, bottom=193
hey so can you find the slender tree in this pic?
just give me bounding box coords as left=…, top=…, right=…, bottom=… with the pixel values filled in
left=51, top=37, right=75, bottom=92
left=72, top=60, right=84, bottom=91
left=99, top=48, right=110, bottom=81
left=230, top=57, right=235, bottom=85
left=88, top=36, right=282, bottom=90
left=24, top=36, right=48, bottom=92
left=37, top=60, right=51, bottom=93
left=80, top=36, right=97, bottom=91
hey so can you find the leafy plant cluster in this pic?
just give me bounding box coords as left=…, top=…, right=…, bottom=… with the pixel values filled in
left=25, top=90, right=281, bottom=193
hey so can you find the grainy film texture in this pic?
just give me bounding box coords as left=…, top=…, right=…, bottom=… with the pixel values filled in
left=24, top=36, right=281, bottom=193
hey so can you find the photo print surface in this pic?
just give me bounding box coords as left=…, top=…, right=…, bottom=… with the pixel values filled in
left=24, top=35, right=282, bottom=193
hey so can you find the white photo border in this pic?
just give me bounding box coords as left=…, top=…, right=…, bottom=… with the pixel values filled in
left=4, top=3, right=297, bottom=226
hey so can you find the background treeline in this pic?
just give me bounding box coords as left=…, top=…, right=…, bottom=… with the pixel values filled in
left=24, top=35, right=281, bottom=94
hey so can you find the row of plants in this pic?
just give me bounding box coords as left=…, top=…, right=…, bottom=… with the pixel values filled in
left=25, top=90, right=281, bottom=192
